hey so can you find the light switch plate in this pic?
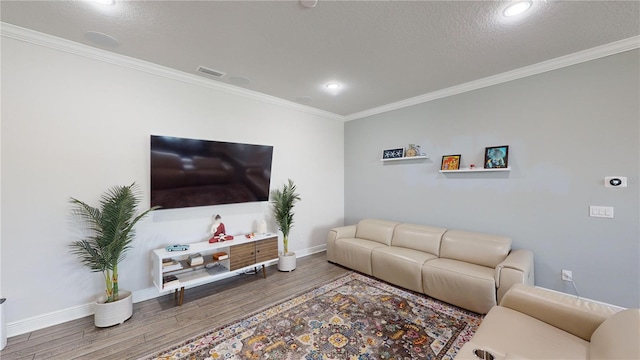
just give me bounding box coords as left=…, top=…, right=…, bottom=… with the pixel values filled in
left=590, top=206, right=614, bottom=218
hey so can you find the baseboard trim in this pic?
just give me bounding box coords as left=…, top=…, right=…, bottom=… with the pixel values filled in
left=294, top=244, right=327, bottom=258
left=6, top=302, right=94, bottom=338
left=6, top=245, right=329, bottom=337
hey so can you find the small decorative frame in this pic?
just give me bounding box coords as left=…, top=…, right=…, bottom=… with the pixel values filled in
left=382, top=148, right=405, bottom=160
left=441, top=155, right=461, bottom=170
left=484, top=146, right=509, bottom=169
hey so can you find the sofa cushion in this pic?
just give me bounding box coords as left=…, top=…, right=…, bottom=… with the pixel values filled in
left=331, top=238, right=387, bottom=275
left=371, top=247, right=437, bottom=293
left=422, top=258, right=496, bottom=314
left=440, top=230, right=511, bottom=268
left=590, top=309, right=640, bottom=360
left=390, top=223, right=446, bottom=256
left=355, top=219, right=399, bottom=246
left=456, top=306, right=590, bottom=359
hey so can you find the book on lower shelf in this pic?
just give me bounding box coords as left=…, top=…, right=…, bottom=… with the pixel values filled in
left=212, top=251, right=229, bottom=261
left=188, top=253, right=204, bottom=266
left=162, top=275, right=180, bottom=288
left=162, top=259, right=183, bottom=272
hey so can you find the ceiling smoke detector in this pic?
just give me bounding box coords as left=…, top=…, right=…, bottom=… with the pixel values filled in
left=196, top=66, right=226, bottom=78
left=229, top=76, right=251, bottom=85
left=300, top=0, right=318, bottom=9
left=84, top=31, right=120, bottom=48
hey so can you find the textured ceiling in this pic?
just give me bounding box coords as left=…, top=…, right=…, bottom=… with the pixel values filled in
left=1, top=1, right=639, bottom=116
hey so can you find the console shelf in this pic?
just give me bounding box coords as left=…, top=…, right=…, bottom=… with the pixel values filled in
left=439, top=167, right=511, bottom=173
left=151, top=233, right=279, bottom=305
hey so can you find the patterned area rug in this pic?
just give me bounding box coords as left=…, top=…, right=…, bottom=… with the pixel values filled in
left=142, top=273, right=483, bottom=360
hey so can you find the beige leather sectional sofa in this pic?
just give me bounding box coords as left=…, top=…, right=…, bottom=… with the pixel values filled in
left=326, top=219, right=534, bottom=314
left=455, top=284, right=640, bottom=360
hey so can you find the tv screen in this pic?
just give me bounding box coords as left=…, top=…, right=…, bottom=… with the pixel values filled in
left=150, top=135, right=273, bottom=209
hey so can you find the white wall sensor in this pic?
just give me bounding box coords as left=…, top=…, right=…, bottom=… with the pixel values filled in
left=604, top=176, right=627, bottom=187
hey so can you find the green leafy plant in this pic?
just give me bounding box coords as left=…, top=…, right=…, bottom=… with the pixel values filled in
left=69, top=183, right=158, bottom=303
left=270, top=179, right=301, bottom=255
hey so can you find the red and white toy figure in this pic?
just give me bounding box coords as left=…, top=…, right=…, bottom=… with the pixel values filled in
left=209, top=214, right=233, bottom=243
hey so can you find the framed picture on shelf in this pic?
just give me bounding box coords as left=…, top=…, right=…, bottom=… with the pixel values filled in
left=382, top=148, right=405, bottom=160
left=441, top=155, right=461, bottom=170
left=485, top=146, right=509, bottom=169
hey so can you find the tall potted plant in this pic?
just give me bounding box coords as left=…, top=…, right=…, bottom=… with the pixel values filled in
left=69, top=183, right=157, bottom=327
left=271, top=179, right=301, bottom=272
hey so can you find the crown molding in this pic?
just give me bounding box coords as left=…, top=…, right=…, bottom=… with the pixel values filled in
left=2, top=22, right=637, bottom=123
left=345, top=35, right=640, bottom=121
left=0, top=22, right=345, bottom=122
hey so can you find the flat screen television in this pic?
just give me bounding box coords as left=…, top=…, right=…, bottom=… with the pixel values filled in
left=150, top=135, right=273, bottom=209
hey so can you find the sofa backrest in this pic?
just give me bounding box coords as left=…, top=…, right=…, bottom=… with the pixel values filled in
left=590, top=309, right=640, bottom=359
left=500, top=284, right=618, bottom=341
left=355, top=219, right=399, bottom=246
left=440, top=230, right=511, bottom=268
left=391, top=223, right=447, bottom=256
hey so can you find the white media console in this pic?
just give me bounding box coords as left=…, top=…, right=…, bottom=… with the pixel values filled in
left=151, top=233, right=279, bottom=305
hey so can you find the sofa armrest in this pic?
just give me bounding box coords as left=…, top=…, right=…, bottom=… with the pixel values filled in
left=326, top=225, right=357, bottom=262
left=328, top=225, right=357, bottom=241
left=500, top=284, right=619, bottom=341
left=495, top=249, right=534, bottom=303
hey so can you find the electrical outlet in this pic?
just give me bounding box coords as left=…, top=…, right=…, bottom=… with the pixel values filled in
left=561, top=269, right=573, bottom=282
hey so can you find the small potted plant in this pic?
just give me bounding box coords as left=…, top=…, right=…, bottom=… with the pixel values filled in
left=69, top=183, right=157, bottom=327
left=270, top=179, right=301, bottom=272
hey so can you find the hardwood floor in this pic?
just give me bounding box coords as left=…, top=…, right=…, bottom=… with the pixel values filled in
left=1, top=252, right=350, bottom=360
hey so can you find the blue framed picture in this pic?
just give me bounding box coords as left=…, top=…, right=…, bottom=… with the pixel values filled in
left=485, top=146, right=509, bottom=169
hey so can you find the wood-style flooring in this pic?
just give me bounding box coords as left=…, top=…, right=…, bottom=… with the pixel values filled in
left=1, top=252, right=349, bottom=360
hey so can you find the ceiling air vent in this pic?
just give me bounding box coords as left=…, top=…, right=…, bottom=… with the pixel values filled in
left=196, top=66, right=226, bottom=78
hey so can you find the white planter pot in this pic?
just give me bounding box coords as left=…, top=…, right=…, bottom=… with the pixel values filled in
left=94, top=290, right=133, bottom=328
left=278, top=252, right=297, bottom=272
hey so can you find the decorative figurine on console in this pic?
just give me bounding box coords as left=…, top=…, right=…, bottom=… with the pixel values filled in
left=209, top=214, right=234, bottom=243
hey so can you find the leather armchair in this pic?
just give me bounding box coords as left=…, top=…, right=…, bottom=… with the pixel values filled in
left=455, top=284, right=639, bottom=360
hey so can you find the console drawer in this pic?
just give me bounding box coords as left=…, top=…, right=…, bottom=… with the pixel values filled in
left=256, top=237, right=278, bottom=263
left=229, top=242, right=255, bottom=270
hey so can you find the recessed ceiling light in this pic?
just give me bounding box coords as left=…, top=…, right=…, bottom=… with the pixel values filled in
left=323, top=81, right=345, bottom=95
left=503, top=1, right=532, bottom=17
left=94, top=0, right=115, bottom=5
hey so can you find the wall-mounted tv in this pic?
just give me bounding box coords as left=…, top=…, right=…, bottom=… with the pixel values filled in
left=150, top=135, right=273, bottom=209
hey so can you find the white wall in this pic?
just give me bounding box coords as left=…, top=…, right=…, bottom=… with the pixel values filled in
left=345, top=50, right=640, bottom=308
left=0, top=35, right=344, bottom=331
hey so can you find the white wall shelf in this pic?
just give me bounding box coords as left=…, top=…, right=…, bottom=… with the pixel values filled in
left=439, top=167, right=511, bottom=173
left=380, top=155, right=429, bottom=162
